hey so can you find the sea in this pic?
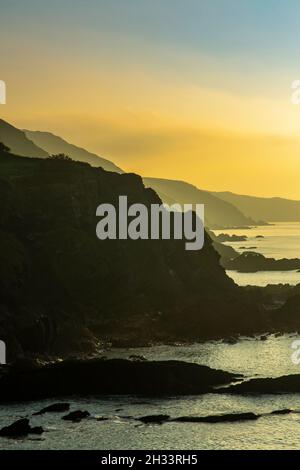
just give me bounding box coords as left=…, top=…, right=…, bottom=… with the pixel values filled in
left=0, top=222, right=300, bottom=450
left=213, top=221, right=300, bottom=286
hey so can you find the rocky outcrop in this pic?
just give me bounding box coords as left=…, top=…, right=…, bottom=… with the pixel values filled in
left=33, top=403, right=70, bottom=415
left=270, top=409, right=292, bottom=415
left=0, top=358, right=240, bottom=401
left=0, top=418, right=43, bottom=437
left=214, top=234, right=247, bottom=242
left=62, top=410, right=90, bottom=422
left=223, top=251, right=300, bottom=272
left=219, top=374, right=300, bottom=394
left=171, top=412, right=259, bottom=423
left=137, top=414, right=170, bottom=424
left=137, top=409, right=295, bottom=424
left=212, top=241, right=239, bottom=265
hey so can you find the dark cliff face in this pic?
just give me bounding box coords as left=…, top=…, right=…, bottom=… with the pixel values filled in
left=274, top=293, right=300, bottom=331
left=0, top=151, right=263, bottom=359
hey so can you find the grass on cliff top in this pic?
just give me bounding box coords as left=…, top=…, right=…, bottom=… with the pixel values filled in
left=0, top=150, right=93, bottom=180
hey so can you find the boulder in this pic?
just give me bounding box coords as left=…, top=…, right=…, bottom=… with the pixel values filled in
left=0, top=418, right=44, bottom=437
left=62, top=410, right=90, bottom=422
left=33, top=402, right=70, bottom=415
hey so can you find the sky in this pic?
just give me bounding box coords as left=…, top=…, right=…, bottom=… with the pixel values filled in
left=1, top=0, right=300, bottom=198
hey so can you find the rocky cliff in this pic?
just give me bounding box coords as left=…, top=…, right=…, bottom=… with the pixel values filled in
left=0, top=150, right=265, bottom=360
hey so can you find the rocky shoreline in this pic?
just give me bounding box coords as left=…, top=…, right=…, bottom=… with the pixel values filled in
left=0, top=358, right=240, bottom=402
left=218, top=373, right=300, bottom=394
left=2, top=354, right=300, bottom=402
left=1, top=407, right=298, bottom=439
left=224, top=251, right=300, bottom=273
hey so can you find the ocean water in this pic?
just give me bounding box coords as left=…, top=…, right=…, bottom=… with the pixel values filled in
left=226, top=270, right=300, bottom=287
left=213, top=222, right=300, bottom=286
left=1, top=336, right=300, bottom=450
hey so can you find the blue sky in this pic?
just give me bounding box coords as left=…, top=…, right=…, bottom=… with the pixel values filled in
left=2, top=0, right=300, bottom=64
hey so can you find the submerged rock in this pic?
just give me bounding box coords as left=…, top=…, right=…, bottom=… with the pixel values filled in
left=172, top=412, right=259, bottom=423
left=33, top=402, right=70, bottom=415
left=0, top=418, right=44, bottom=437
left=62, top=410, right=90, bottom=422
left=270, top=409, right=293, bottom=415
left=138, top=414, right=170, bottom=424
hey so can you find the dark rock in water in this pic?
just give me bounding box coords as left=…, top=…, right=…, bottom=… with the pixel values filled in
left=270, top=409, right=293, bottom=415
left=0, top=358, right=240, bottom=401
left=215, top=234, right=247, bottom=243
left=0, top=418, right=44, bottom=437
left=33, top=402, right=70, bottom=415
left=223, top=251, right=300, bottom=273
left=62, top=410, right=90, bottom=422
left=172, top=412, right=259, bottom=423
left=260, top=335, right=268, bottom=341
left=0, top=419, right=30, bottom=437
left=138, top=414, right=170, bottom=424
left=29, top=426, right=44, bottom=434
left=219, top=374, right=300, bottom=394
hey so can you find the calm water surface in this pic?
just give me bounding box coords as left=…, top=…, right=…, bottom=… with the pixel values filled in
left=1, top=336, right=300, bottom=450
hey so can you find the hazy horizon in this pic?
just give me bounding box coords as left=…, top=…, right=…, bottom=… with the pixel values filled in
left=1, top=0, right=300, bottom=198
